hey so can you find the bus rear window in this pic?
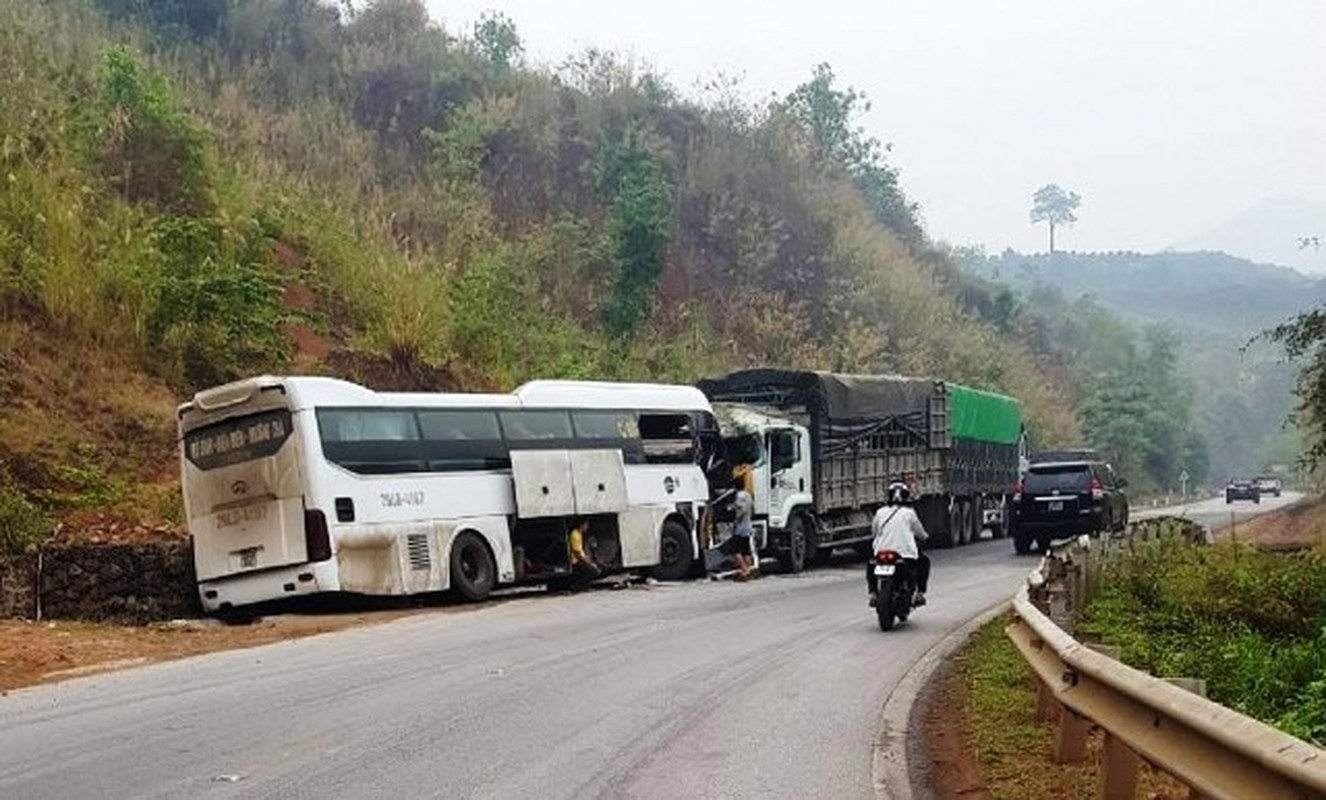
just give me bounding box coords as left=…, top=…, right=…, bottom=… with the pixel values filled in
left=184, top=409, right=293, bottom=470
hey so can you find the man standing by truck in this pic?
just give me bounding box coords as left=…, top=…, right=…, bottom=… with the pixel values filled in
left=721, top=463, right=758, bottom=581
left=867, top=482, right=930, bottom=607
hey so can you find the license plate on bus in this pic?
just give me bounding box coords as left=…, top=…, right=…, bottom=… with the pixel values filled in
left=1049, top=501, right=1064, bottom=512
left=236, top=547, right=259, bottom=569
left=874, top=564, right=896, bottom=576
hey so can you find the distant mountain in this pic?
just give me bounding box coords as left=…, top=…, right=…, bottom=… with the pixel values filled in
left=960, top=248, right=1315, bottom=481
left=967, top=249, right=1326, bottom=338
left=1176, top=197, right=1326, bottom=275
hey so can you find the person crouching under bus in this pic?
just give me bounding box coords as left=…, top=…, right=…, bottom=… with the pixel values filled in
left=867, top=482, right=930, bottom=607
left=568, top=517, right=602, bottom=591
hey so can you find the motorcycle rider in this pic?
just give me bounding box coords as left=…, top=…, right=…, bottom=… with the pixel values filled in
left=867, top=481, right=931, bottom=607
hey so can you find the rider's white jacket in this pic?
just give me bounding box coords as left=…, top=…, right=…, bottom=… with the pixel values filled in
left=870, top=505, right=929, bottom=560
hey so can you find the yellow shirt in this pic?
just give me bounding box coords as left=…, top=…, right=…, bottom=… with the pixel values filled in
left=569, top=527, right=589, bottom=565
left=733, top=464, right=755, bottom=498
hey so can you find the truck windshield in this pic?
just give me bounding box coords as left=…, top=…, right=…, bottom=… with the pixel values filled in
left=723, top=432, right=764, bottom=466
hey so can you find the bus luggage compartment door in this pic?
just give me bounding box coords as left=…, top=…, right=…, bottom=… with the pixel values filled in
left=512, top=450, right=577, bottom=518
left=568, top=449, right=628, bottom=515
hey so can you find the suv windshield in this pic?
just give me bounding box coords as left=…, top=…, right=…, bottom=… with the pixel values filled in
left=1025, top=465, right=1092, bottom=493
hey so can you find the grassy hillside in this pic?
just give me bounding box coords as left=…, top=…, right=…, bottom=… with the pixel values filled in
left=0, top=0, right=1082, bottom=552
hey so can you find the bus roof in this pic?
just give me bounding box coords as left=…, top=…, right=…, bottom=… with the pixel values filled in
left=515, top=380, right=713, bottom=413
left=179, top=375, right=519, bottom=416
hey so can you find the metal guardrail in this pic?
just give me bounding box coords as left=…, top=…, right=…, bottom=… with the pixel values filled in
left=1006, top=522, right=1326, bottom=799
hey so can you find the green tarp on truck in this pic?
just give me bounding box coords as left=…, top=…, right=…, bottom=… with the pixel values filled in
left=946, top=383, right=1022, bottom=445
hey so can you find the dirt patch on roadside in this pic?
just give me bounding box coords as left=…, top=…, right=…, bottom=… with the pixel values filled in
left=1232, top=494, right=1324, bottom=551
left=0, top=609, right=427, bottom=693
left=923, top=658, right=991, bottom=798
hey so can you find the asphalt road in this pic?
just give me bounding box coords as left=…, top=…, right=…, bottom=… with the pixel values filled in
left=0, top=539, right=1034, bottom=800
left=1135, top=490, right=1303, bottom=533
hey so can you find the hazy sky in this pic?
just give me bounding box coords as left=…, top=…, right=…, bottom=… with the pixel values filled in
left=424, top=1, right=1326, bottom=264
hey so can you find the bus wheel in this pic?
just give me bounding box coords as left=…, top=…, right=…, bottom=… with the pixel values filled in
left=450, top=531, right=495, bottom=601
left=652, top=518, right=693, bottom=582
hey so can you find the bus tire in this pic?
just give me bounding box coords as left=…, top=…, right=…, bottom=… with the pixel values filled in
left=450, top=531, right=496, bottom=602
left=652, top=518, right=693, bottom=582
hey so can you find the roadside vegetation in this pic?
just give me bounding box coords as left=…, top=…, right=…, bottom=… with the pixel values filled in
left=1079, top=534, right=1326, bottom=744
left=0, top=0, right=1087, bottom=554
left=946, top=619, right=1094, bottom=799
left=940, top=617, right=1191, bottom=799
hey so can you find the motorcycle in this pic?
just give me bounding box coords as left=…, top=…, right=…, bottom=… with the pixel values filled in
left=872, top=549, right=916, bottom=631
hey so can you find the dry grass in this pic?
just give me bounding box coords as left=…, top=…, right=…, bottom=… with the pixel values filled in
left=1232, top=494, right=1326, bottom=551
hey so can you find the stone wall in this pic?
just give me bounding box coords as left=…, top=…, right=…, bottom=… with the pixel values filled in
left=0, top=552, right=35, bottom=619
left=0, top=541, right=200, bottom=624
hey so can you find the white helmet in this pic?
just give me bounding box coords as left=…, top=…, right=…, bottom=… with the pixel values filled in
left=887, top=481, right=911, bottom=504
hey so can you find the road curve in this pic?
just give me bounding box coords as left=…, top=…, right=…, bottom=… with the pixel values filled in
left=0, top=540, right=1032, bottom=799
left=1135, top=490, right=1303, bottom=533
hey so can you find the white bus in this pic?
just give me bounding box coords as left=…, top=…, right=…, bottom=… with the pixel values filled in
left=177, top=376, right=715, bottom=613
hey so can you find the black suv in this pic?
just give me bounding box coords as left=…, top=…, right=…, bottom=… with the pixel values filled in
left=1011, top=458, right=1129, bottom=554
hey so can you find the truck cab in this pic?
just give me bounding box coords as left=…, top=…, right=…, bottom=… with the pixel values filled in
left=713, top=404, right=813, bottom=563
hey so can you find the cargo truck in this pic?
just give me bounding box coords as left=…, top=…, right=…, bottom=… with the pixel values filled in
left=696, top=370, right=1025, bottom=572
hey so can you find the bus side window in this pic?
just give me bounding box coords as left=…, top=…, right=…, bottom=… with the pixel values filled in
left=317, top=409, right=426, bottom=474
left=571, top=410, right=644, bottom=463
left=418, top=410, right=509, bottom=471
left=499, top=411, right=575, bottom=448
left=638, top=413, right=695, bottom=464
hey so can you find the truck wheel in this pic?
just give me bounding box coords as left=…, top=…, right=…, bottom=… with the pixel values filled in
left=450, top=531, right=496, bottom=602
left=1013, top=530, right=1031, bottom=555
left=652, top=518, right=694, bottom=582
left=777, top=515, right=808, bottom=574
left=995, top=498, right=1011, bottom=539
left=963, top=499, right=979, bottom=544
left=948, top=503, right=963, bottom=548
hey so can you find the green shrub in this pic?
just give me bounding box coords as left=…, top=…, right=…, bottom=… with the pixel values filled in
left=0, top=476, right=49, bottom=555
left=85, top=45, right=215, bottom=215
left=140, top=216, right=289, bottom=388
left=1080, top=535, right=1326, bottom=743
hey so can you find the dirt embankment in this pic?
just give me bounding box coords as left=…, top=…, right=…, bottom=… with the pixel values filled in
left=1231, top=494, right=1326, bottom=551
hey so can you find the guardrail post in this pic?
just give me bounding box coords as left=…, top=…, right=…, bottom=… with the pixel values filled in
left=1097, top=732, right=1138, bottom=799
left=1035, top=680, right=1057, bottom=723
left=1055, top=706, right=1090, bottom=763
left=1048, top=585, right=1071, bottom=628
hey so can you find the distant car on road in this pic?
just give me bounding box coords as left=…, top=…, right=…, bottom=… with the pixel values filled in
left=1254, top=475, right=1283, bottom=498
left=1225, top=478, right=1260, bottom=504
left=1011, top=457, right=1129, bottom=554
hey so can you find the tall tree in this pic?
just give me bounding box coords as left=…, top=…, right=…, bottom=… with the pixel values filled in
left=472, top=11, right=522, bottom=71
left=1030, top=183, right=1081, bottom=253
left=781, top=63, right=922, bottom=245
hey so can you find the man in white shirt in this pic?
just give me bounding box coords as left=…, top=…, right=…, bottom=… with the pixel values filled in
left=867, top=482, right=930, bottom=607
